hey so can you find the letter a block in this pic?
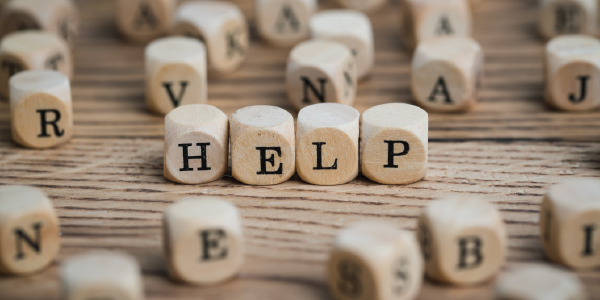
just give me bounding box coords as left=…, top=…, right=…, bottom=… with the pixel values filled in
left=495, top=265, right=587, bottom=300
left=417, top=197, right=506, bottom=285
left=0, top=186, right=60, bottom=275
left=539, top=0, right=596, bottom=40
left=256, top=0, right=316, bottom=47
left=361, top=103, right=428, bottom=185
left=115, top=0, right=175, bottom=42
left=164, top=197, right=243, bottom=285
left=328, top=222, right=423, bottom=300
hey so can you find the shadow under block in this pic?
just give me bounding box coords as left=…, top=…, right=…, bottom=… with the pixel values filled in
left=164, top=197, right=243, bottom=285
left=296, top=103, right=359, bottom=186
left=411, top=36, right=483, bottom=112
left=334, top=0, right=387, bottom=14
left=256, top=0, right=316, bottom=47
left=10, top=70, right=72, bottom=149
left=0, top=186, right=60, bottom=275
left=361, top=103, right=428, bottom=185
left=115, top=0, right=175, bottom=43
left=164, top=104, right=228, bottom=184
left=539, top=0, right=596, bottom=40
left=494, top=265, right=587, bottom=300
left=286, top=40, right=357, bottom=111
left=417, top=196, right=506, bottom=286
left=61, top=251, right=144, bottom=300
left=327, top=222, right=423, bottom=300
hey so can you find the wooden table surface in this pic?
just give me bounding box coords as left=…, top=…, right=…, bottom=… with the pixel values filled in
left=1, top=0, right=600, bottom=299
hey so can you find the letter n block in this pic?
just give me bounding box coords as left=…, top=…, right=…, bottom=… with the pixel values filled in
left=539, top=0, right=596, bottom=40
left=0, top=186, right=60, bottom=275
left=115, top=0, right=175, bottom=42
left=256, top=0, right=316, bottom=47
left=164, top=197, right=243, bottom=285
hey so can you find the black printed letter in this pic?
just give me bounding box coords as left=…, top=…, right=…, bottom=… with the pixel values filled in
left=428, top=77, right=452, bottom=104
left=178, top=143, right=211, bottom=171
left=568, top=76, right=589, bottom=103
left=383, top=141, right=410, bottom=168
left=162, top=81, right=189, bottom=107
left=200, top=229, right=228, bottom=261
left=37, top=109, right=64, bottom=138
left=301, top=77, right=327, bottom=103
left=14, top=223, right=42, bottom=260
left=256, top=147, right=283, bottom=175
left=313, top=142, right=337, bottom=170
left=337, top=259, right=362, bottom=297
left=457, top=236, right=483, bottom=269
left=582, top=224, right=596, bottom=257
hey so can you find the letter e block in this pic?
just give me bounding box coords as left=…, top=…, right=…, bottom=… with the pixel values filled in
left=495, top=265, right=587, bottom=300
left=115, top=0, right=175, bottom=42
left=539, top=0, right=596, bottom=40
left=256, top=0, right=316, bottom=47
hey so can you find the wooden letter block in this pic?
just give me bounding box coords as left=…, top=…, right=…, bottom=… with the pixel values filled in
left=539, top=0, right=596, bottom=40
left=334, top=0, right=387, bottom=13
left=417, top=196, right=506, bottom=285
left=310, top=10, right=374, bottom=79
left=145, top=36, right=207, bottom=115
left=495, top=265, right=587, bottom=300
left=164, top=197, right=243, bottom=285
left=411, top=36, right=483, bottom=112
left=0, top=186, right=60, bottom=275
left=115, top=0, right=175, bottom=43
left=173, top=1, right=249, bottom=76
left=256, top=0, right=316, bottom=47
left=328, top=222, right=423, bottom=300
left=61, top=251, right=144, bottom=300
left=10, top=70, right=72, bottom=149
left=286, top=40, right=357, bottom=111
left=296, top=103, right=359, bottom=185
left=164, top=104, right=228, bottom=184
left=541, top=178, right=600, bottom=269
left=361, top=103, right=428, bottom=185
left=230, top=105, right=295, bottom=185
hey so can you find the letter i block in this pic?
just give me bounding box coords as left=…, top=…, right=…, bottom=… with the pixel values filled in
left=417, top=197, right=506, bottom=285
left=495, top=265, right=587, bottom=300
left=256, top=0, right=316, bottom=47
left=328, top=222, right=423, bottom=300
left=539, top=0, right=596, bottom=40
left=115, top=0, right=175, bottom=42
left=0, top=186, right=60, bottom=275
left=164, top=197, right=243, bottom=285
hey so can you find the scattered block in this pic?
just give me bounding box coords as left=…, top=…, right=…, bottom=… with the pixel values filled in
left=256, top=0, right=317, bottom=47
left=334, top=0, right=387, bottom=13
left=495, top=265, right=587, bottom=300
left=539, top=0, right=596, bottom=40
left=296, top=103, right=359, bottom=186
left=115, top=0, right=175, bottom=42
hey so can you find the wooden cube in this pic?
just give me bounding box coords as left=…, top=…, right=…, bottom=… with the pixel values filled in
left=164, top=104, right=228, bottom=185
left=411, top=36, right=483, bottom=112
left=256, top=0, right=316, bottom=47
left=309, top=10, right=374, bottom=79
left=115, top=0, right=175, bottom=43
left=0, top=185, right=60, bottom=275
left=173, top=1, right=249, bottom=76
left=10, top=70, right=72, bottom=149
left=61, top=251, right=144, bottom=300
left=417, top=196, right=506, bottom=285
left=296, top=103, right=359, bottom=186
left=286, top=40, right=357, bottom=111
left=327, top=222, right=423, bottom=300
left=539, top=0, right=596, bottom=40
left=495, top=265, right=587, bottom=300
left=145, top=36, right=207, bottom=115
left=164, top=197, right=243, bottom=285
left=361, top=103, right=428, bottom=185
left=334, top=0, right=387, bottom=13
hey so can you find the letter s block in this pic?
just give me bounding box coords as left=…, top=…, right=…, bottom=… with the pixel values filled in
left=0, top=186, right=60, bottom=275
left=495, top=265, right=587, bottom=300
left=539, top=0, right=596, bottom=40
left=115, top=0, right=175, bottom=42
left=164, top=197, right=243, bottom=285
left=256, top=0, right=316, bottom=47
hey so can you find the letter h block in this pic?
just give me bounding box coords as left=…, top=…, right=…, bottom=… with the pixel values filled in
left=539, top=0, right=596, bottom=40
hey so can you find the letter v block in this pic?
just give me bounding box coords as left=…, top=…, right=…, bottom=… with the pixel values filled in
left=0, top=186, right=60, bottom=275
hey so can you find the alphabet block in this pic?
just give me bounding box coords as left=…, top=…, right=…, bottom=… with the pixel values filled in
left=411, top=36, right=483, bottom=112
left=539, top=0, right=596, bottom=40
left=164, top=104, right=228, bottom=184
left=115, top=0, right=175, bottom=43
left=164, top=197, right=243, bottom=285
left=173, top=1, right=249, bottom=76
left=230, top=105, right=295, bottom=185
left=296, top=103, right=359, bottom=185
left=0, top=186, right=60, bottom=275
left=417, top=196, right=506, bottom=285
left=361, top=103, right=428, bottom=185
left=309, top=10, right=374, bottom=79
left=334, top=0, right=387, bottom=13
left=145, top=36, right=207, bottom=115
left=256, top=0, right=316, bottom=47
left=10, top=70, right=72, bottom=149
left=495, top=265, right=587, bottom=300
left=328, top=222, right=423, bottom=300
left=61, top=251, right=144, bottom=300
left=286, top=40, right=357, bottom=111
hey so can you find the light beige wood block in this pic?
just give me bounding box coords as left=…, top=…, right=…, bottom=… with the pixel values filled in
left=115, top=0, right=175, bottom=43
left=0, top=185, right=60, bottom=275
left=495, top=265, right=587, bottom=300
left=411, top=36, right=483, bottom=112
left=173, top=1, right=249, bottom=76
left=61, top=251, right=144, bottom=300
left=230, top=105, right=295, bottom=185
left=164, top=197, right=243, bottom=285
left=541, top=178, right=600, bottom=269
left=10, top=70, right=72, bottom=149
left=361, top=103, right=428, bottom=185
left=286, top=40, right=357, bottom=111
left=164, top=104, right=228, bottom=185
left=256, top=0, right=316, bottom=47
left=145, top=36, right=207, bottom=115
left=539, top=0, right=596, bottom=40
left=296, top=103, right=359, bottom=186
left=309, top=10, right=373, bottom=79
left=334, top=0, right=387, bottom=13
left=327, top=222, right=423, bottom=300
left=417, top=196, right=506, bottom=285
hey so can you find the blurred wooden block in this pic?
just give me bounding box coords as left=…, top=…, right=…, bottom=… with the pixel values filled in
left=286, top=40, right=357, bottom=111
left=230, top=105, right=295, bottom=185
left=328, top=222, right=423, bottom=300
left=417, top=196, right=506, bottom=285
left=411, top=36, right=483, bottom=112
left=495, top=265, right=587, bottom=300
left=145, top=36, right=207, bottom=115
left=334, top=0, right=387, bottom=14
left=361, top=103, right=428, bottom=185
left=0, top=186, right=60, bottom=275
left=256, top=0, right=316, bottom=47
left=10, top=70, right=72, bottom=149
left=164, top=197, right=243, bottom=285
left=296, top=103, right=359, bottom=185
left=115, top=0, right=175, bottom=43
left=539, top=0, right=596, bottom=40
left=164, top=104, right=228, bottom=184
